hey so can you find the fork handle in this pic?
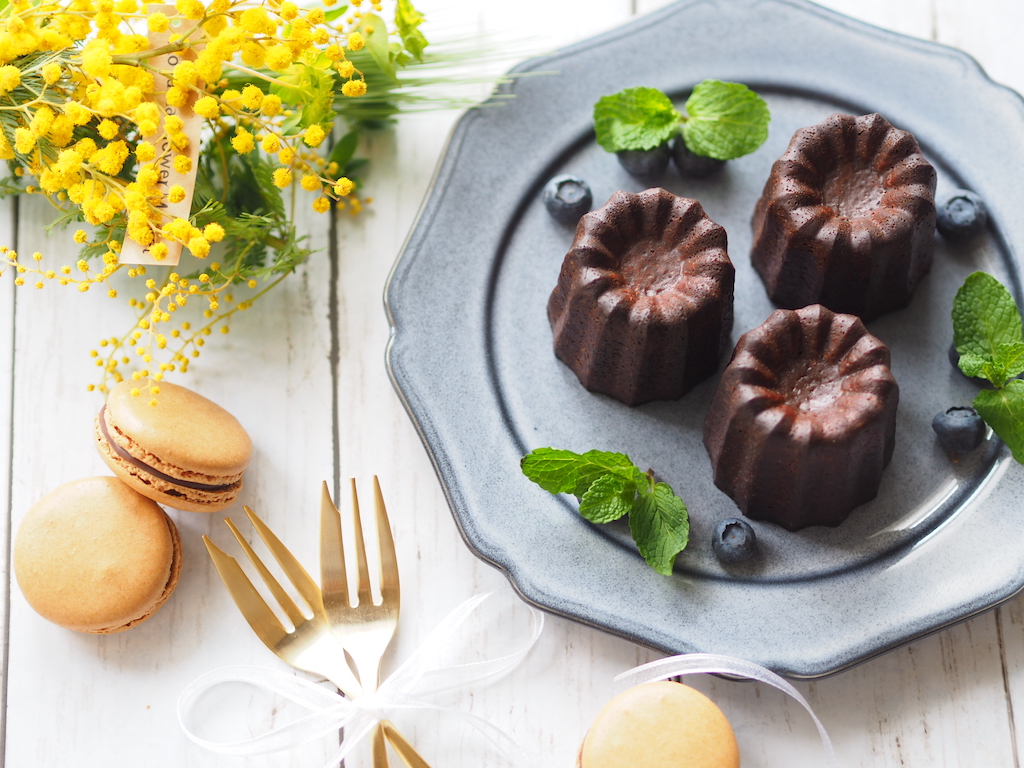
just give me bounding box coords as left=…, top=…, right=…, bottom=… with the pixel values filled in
left=372, top=723, right=390, bottom=768
left=382, top=721, right=434, bottom=768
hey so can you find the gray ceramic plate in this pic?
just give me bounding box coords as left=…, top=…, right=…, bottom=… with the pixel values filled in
left=385, top=0, right=1024, bottom=678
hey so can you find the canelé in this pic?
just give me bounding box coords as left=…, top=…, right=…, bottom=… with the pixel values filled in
left=548, top=188, right=734, bottom=406
left=703, top=304, right=898, bottom=530
left=751, top=113, right=936, bottom=322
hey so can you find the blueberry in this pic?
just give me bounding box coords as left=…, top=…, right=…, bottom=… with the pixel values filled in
left=937, top=189, right=988, bottom=242
left=671, top=137, right=726, bottom=178
left=542, top=175, right=592, bottom=225
left=712, top=517, right=757, bottom=564
left=616, top=142, right=671, bottom=179
left=932, top=406, right=986, bottom=454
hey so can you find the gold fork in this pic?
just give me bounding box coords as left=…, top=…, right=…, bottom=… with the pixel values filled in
left=320, top=478, right=432, bottom=768
left=206, top=499, right=432, bottom=767
left=203, top=506, right=363, bottom=699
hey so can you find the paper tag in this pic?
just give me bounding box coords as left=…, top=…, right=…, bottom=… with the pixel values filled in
left=121, top=5, right=203, bottom=266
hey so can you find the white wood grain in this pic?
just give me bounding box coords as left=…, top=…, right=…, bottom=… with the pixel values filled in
left=0, top=198, right=14, bottom=759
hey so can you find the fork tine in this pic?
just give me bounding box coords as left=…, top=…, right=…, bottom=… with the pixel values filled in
left=373, top=476, right=400, bottom=604
left=350, top=478, right=373, bottom=605
left=225, top=518, right=307, bottom=628
left=244, top=505, right=324, bottom=615
left=203, top=535, right=288, bottom=648
left=320, top=481, right=349, bottom=606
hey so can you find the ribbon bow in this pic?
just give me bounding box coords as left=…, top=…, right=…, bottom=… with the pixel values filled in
left=178, top=593, right=545, bottom=768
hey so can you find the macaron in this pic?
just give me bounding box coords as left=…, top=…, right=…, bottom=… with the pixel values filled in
left=578, top=681, right=740, bottom=768
left=95, top=380, right=252, bottom=512
left=14, top=476, right=182, bottom=634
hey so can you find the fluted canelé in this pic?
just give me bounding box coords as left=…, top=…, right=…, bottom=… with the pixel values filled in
left=703, top=304, right=898, bottom=530
left=751, top=113, right=936, bottom=322
left=548, top=188, right=734, bottom=406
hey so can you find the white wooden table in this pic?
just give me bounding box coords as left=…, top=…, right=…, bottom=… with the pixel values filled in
left=2, top=1, right=1022, bottom=765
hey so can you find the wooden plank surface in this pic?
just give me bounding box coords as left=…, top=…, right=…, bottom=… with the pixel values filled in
left=0, top=198, right=14, bottom=761
left=0, top=0, right=1021, bottom=766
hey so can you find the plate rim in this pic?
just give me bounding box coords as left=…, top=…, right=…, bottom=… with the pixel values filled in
left=384, top=0, right=1024, bottom=678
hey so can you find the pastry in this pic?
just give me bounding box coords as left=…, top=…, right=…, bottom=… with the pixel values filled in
left=14, top=476, right=181, bottom=633
left=703, top=304, right=898, bottom=530
left=751, top=112, right=936, bottom=321
left=95, top=379, right=252, bottom=512
left=548, top=187, right=734, bottom=405
left=577, top=681, right=740, bottom=768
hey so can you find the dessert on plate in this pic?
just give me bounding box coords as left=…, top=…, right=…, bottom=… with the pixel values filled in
left=750, top=112, right=936, bottom=321
left=703, top=304, right=899, bottom=530
left=548, top=187, right=734, bottom=405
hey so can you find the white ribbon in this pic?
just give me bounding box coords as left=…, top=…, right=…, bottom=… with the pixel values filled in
left=615, top=653, right=838, bottom=768
left=178, top=592, right=544, bottom=768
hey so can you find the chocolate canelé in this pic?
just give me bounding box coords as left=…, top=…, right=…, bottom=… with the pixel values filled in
left=703, top=304, right=898, bottom=531
left=548, top=188, right=734, bottom=406
left=751, top=113, right=936, bottom=322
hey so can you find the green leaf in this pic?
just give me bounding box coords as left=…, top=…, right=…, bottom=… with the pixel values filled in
left=628, top=483, right=690, bottom=576
left=323, top=5, right=348, bottom=22
left=995, top=341, right=1024, bottom=380
left=279, top=111, right=303, bottom=136
left=522, top=447, right=689, bottom=574
left=974, top=380, right=1024, bottom=462
left=360, top=13, right=398, bottom=84
left=395, top=0, right=428, bottom=61
left=680, top=79, right=770, bottom=160
left=247, top=156, right=285, bottom=220
left=328, top=130, right=360, bottom=169
left=958, top=351, right=988, bottom=380
left=521, top=448, right=641, bottom=497
left=592, top=86, right=682, bottom=152
left=578, top=473, right=634, bottom=523
left=270, top=63, right=307, bottom=106
left=953, top=271, right=1024, bottom=360
left=343, top=157, right=369, bottom=177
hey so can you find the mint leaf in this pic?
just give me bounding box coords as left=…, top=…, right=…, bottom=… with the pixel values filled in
left=579, top=473, right=633, bottom=523
left=521, top=448, right=642, bottom=497
left=953, top=272, right=1024, bottom=361
left=995, top=341, right=1024, bottom=381
left=593, top=87, right=682, bottom=152
left=680, top=80, right=770, bottom=160
left=628, top=483, right=689, bottom=575
left=521, top=447, right=689, bottom=574
left=974, top=380, right=1024, bottom=462
left=958, top=351, right=987, bottom=379
left=966, top=342, right=1024, bottom=388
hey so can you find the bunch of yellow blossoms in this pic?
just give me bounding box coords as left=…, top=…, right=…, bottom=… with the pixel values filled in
left=0, top=0, right=430, bottom=394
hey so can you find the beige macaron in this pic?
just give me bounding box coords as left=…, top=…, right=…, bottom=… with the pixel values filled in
left=578, top=681, right=740, bottom=768
left=14, top=476, right=182, bottom=634
left=95, top=379, right=252, bottom=512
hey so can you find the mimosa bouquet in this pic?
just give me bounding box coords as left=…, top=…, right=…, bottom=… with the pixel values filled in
left=0, top=0, right=466, bottom=397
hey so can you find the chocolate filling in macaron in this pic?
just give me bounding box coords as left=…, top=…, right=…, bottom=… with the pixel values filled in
left=97, top=407, right=236, bottom=493
left=95, top=380, right=252, bottom=513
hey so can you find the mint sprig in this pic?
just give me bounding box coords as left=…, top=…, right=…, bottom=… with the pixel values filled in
left=952, top=271, right=1024, bottom=461
left=680, top=80, right=771, bottom=160
left=592, top=80, right=770, bottom=160
left=521, top=448, right=689, bottom=575
left=593, top=87, right=682, bottom=152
